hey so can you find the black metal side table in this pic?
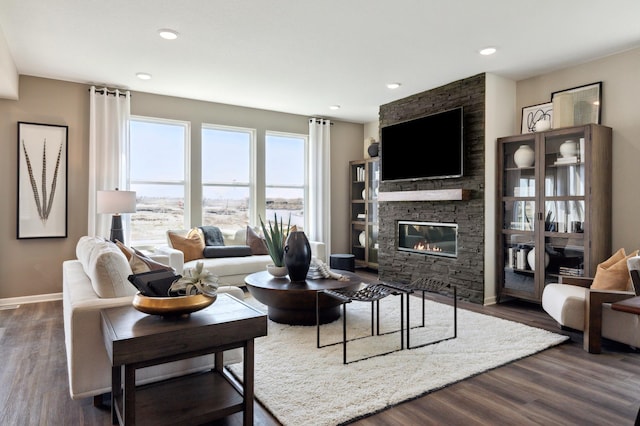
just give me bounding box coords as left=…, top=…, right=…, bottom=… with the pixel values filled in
left=316, top=283, right=411, bottom=364
left=383, top=278, right=457, bottom=349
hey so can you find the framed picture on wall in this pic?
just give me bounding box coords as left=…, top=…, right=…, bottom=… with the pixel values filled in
left=521, top=102, right=553, bottom=133
left=551, top=82, right=602, bottom=127
left=17, top=122, right=68, bottom=239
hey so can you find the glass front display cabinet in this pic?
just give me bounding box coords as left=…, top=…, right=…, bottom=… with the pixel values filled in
left=350, top=158, right=379, bottom=269
left=497, top=124, right=612, bottom=302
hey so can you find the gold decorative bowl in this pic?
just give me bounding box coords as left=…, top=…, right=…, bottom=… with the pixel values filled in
left=132, top=293, right=216, bottom=316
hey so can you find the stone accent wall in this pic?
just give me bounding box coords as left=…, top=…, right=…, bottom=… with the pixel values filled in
left=378, top=73, right=486, bottom=303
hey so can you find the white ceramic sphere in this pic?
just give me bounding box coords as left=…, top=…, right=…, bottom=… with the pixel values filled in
left=560, top=140, right=579, bottom=158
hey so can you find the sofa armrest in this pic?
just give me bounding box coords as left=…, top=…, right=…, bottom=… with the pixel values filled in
left=558, top=276, right=593, bottom=287
left=584, top=288, right=635, bottom=353
left=155, top=245, right=185, bottom=274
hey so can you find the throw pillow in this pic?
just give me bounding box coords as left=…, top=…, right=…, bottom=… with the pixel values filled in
left=591, top=249, right=639, bottom=291
left=115, top=239, right=135, bottom=261
left=199, top=226, right=225, bottom=246
left=203, top=245, right=253, bottom=258
left=129, top=249, right=174, bottom=274
left=246, top=226, right=269, bottom=255
left=168, top=228, right=205, bottom=262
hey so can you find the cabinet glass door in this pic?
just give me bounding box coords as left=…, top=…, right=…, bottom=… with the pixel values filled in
left=366, top=160, right=379, bottom=266
left=501, top=138, right=537, bottom=297
left=542, top=130, right=586, bottom=284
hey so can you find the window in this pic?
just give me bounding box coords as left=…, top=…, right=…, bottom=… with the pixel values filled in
left=265, top=132, right=307, bottom=230
left=202, top=125, right=255, bottom=231
left=129, top=117, right=189, bottom=244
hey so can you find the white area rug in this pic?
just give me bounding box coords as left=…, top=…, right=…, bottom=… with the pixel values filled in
left=230, top=295, right=568, bottom=425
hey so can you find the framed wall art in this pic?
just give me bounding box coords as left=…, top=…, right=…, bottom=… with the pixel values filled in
left=17, top=122, right=68, bottom=239
left=521, top=102, right=553, bottom=134
left=551, top=82, right=602, bottom=128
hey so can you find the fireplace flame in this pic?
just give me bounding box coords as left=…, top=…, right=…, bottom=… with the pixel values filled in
left=413, top=240, right=443, bottom=253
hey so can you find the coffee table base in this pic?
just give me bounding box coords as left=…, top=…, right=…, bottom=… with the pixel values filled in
left=268, top=305, right=340, bottom=325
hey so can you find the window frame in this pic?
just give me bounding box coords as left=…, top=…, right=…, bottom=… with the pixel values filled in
left=128, top=115, right=191, bottom=244
left=265, top=130, right=309, bottom=231
left=201, top=123, right=257, bottom=227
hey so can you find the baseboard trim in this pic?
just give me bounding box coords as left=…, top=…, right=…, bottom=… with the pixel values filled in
left=0, top=292, right=62, bottom=307
left=483, top=295, right=498, bottom=306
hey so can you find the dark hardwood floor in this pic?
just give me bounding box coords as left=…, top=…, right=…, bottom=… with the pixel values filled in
left=2, top=273, right=639, bottom=425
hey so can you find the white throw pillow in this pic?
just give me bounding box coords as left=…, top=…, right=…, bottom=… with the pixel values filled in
left=76, top=236, right=135, bottom=298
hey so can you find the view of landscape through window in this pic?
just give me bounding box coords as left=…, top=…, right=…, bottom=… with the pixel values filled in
left=129, top=119, right=306, bottom=244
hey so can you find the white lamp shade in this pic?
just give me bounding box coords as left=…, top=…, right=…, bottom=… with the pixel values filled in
left=97, top=190, right=137, bottom=214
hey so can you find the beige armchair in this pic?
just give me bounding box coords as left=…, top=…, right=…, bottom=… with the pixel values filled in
left=542, top=256, right=640, bottom=353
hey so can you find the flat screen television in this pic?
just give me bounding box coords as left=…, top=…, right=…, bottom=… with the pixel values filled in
left=380, top=107, right=463, bottom=182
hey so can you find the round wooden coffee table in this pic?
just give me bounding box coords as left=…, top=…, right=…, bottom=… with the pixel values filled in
left=244, top=270, right=369, bottom=325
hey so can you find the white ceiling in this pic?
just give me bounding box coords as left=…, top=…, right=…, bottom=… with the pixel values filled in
left=1, top=0, right=639, bottom=123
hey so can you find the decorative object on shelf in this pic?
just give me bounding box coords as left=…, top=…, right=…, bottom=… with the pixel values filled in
left=367, top=141, right=379, bottom=157
left=358, top=231, right=366, bottom=247
left=514, top=145, right=535, bottom=168
left=267, top=264, right=288, bottom=278
left=559, top=140, right=579, bottom=158
left=527, top=249, right=550, bottom=272
left=169, top=261, right=219, bottom=296
left=132, top=293, right=216, bottom=316
left=361, top=188, right=366, bottom=200
left=17, top=122, right=69, bottom=239
left=284, top=231, right=312, bottom=282
left=260, top=213, right=291, bottom=274
left=521, top=102, right=553, bottom=134
left=552, top=81, right=602, bottom=127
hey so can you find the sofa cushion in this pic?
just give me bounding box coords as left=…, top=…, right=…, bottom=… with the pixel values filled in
left=592, top=249, right=639, bottom=291
left=246, top=226, right=269, bottom=255
left=203, top=245, right=252, bottom=258
left=76, top=236, right=136, bottom=298
left=168, top=228, right=205, bottom=262
left=541, top=283, right=586, bottom=330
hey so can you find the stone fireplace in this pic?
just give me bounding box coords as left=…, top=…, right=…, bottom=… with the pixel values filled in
left=377, top=73, right=486, bottom=303
left=397, top=221, right=458, bottom=258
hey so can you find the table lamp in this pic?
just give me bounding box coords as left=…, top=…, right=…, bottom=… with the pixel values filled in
left=97, top=188, right=137, bottom=243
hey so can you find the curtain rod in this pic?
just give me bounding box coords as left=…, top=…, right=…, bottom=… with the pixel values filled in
left=309, top=118, right=333, bottom=125
left=88, top=87, right=130, bottom=98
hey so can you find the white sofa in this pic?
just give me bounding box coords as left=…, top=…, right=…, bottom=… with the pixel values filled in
left=156, top=228, right=326, bottom=286
left=62, top=236, right=245, bottom=401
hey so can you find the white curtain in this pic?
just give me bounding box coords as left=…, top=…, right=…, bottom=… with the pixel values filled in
left=308, top=118, right=331, bottom=258
left=88, top=86, right=131, bottom=238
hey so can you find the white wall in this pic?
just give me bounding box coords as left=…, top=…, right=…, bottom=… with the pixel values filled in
left=517, top=47, right=640, bottom=254
left=484, top=74, right=516, bottom=304
left=0, top=26, right=18, bottom=100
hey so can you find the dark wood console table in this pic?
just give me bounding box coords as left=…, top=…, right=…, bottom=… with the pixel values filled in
left=101, top=294, right=267, bottom=426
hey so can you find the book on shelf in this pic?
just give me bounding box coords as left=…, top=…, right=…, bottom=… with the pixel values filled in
left=554, top=156, right=579, bottom=165
left=559, top=266, right=584, bottom=277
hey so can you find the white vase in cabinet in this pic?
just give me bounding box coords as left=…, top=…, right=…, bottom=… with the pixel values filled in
left=514, top=145, right=534, bottom=168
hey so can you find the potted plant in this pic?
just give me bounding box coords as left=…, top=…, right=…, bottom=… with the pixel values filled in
left=260, top=213, right=290, bottom=277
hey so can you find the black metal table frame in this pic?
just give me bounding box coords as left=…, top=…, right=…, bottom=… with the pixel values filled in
left=316, top=283, right=411, bottom=364
left=382, top=280, right=457, bottom=349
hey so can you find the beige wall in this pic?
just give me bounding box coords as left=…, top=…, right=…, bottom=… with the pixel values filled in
left=0, top=76, right=363, bottom=299
left=516, top=47, right=640, bottom=254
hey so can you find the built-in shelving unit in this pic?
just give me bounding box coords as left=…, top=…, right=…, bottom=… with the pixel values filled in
left=350, top=158, right=379, bottom=269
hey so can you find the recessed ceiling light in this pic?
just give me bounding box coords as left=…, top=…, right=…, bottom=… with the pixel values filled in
left=158, top=29, right=179, bottom=40
left=136, top=72, right=152, bottom=80
left=479, top=47, right=497, bottom=56
left=329, top=105, right=341, bottom=110
left=386, top=82, right=401, bottom=89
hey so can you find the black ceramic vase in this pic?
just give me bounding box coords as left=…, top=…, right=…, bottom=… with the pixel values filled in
left=284, top=231, right=312, bottom=282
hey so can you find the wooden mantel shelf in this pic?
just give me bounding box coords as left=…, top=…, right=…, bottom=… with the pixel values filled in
left=378, top=189, right=471, bottom=202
